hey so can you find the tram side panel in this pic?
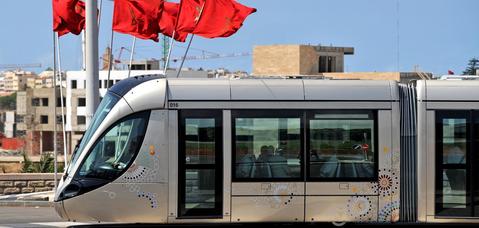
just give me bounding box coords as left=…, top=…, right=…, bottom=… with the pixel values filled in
left=63, top=110, right=170, bottom=223
left=305, top=109, right=400, bottom=223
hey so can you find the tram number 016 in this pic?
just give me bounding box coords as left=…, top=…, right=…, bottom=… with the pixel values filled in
left=169, top=102, right=179, bottom=109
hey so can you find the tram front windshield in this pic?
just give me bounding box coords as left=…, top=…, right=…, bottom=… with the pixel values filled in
left=66, top=92, right=121, bottom=176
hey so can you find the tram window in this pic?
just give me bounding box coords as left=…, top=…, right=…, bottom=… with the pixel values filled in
left=308, top=111, right=376, bottom=180
left=442, top=118, right=467, bottom=164
left=77, top=111, right=150, bottom=180
left=232, top=111, right=302, bottom=181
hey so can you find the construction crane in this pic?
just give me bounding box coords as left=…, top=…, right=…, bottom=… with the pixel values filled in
left=166, top=52, right=251, bottom=63
left=0, top=63, right=42, bottom=70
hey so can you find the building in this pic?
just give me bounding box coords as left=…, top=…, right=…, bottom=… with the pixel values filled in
left=128, top=59, right=161, bottom=71
left=2, top=71, right=36, bottom=92
left=253, top=44, right=354, bottom=76
left=252, top=44, right=430, bottom=82
left=321, top=72, right=433, bottom=83
left=0, top=75, right=5, bottom=92
left=16, top=87, right=67, bottom=155
left=1, top=111, right=16, bottom=138
left=32, top=71, right=54, bottom=89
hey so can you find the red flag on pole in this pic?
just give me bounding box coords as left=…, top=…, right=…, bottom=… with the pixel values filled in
left=52, top=0, right=86, bottom=36
left=176, top=0, right=256, bottom=39
left=159, top=2, right=188, bottom=42
left=112, top=0, right=164, bottom=42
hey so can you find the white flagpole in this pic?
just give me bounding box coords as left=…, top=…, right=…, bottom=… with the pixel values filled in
left=52, top=32, right=58, bottom=190
left=175, top=35, right=194, bottom=78
left=55, top=34, right=68, bottom=168
left=127, top=37, right=137, bottom=78
left=175, top=2, right=205, bottom=78
left=163, top=31, right=176, bottom=76
left=106, top=29, right=114, bottom=87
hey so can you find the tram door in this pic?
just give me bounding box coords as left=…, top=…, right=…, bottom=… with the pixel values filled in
left=435, top=111, right=479, bottom=217
left=178, top=110, right=223, bottom=218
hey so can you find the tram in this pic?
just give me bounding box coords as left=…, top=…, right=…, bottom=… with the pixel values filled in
left=53, top=75, right=479, bottom=224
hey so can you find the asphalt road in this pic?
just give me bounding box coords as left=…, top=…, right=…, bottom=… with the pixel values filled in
left=0, top=206, right=86, bottom=228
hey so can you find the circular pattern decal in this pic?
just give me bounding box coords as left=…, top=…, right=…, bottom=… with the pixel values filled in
left=378, top=174, right=393, bottom=192
left=137, top=191, right=159, bottom=208
left=378, top=201, right=400, bottom=222
left=123, top=165, right=147, bottom=181
left=347, top=196, right=373, bottom=219
left=375, top=169, right=399, bottom=197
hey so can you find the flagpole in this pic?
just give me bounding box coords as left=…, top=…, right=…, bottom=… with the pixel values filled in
left=163, top=31, right=176, bottom=76
left=127, top=37, right=137, bottom=78
left=176, top=35, right=194, bottom=78
left=52, top=32, right=58, bottom=191
left=175, top=2, right=205, bottom=78
left=106, top=29, right=114, bottom=88
left=55, top=34, right=68, bottom=168
left=82, top=32, right=86, bottom=71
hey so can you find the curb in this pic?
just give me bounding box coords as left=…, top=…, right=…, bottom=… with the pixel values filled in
left=0, top=200, right=53, bottom=207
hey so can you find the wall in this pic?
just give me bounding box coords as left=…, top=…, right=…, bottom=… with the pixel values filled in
left=299, top=45, right=320, bottom=75
left=0, top=173, right=61, bottom=195
left=321, top=72, right=401, bottom=80
left=253, top=45, right=301, bottom=76
left=1, top=138, right=24, bottom=150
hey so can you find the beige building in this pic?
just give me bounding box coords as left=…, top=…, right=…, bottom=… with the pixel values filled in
left=321, top=72, right=433, bottom=83
left=0, top=76, right=5, bottom=92
left=2, top=71, right=36, bottom=92
left=32, top=71, right=53, bottom=89
left=253, top=44, right=430, bottom=82
left=253, top=44, right=354, bottom=76
left=16, top=88, right=67, bottom=155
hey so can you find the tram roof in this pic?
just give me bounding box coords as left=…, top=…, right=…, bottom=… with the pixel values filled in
left=166, top=78, right=399, bottom=101
left=417, top=80, right=479, bottom=101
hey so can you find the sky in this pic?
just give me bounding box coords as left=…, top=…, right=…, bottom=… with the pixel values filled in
left=0, top=0, right=478, bottom=75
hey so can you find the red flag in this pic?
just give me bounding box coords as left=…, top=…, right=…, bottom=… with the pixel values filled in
left=112, top=0, right=164, bottom=42
left=176, top=0, right=256, bottom=39
left=52, top=0, right=86, bottom=36
left=175, top=0, right=204, bottom=36
left=159, top=2, right=188, bottom=42
left=220, top=1, right=257, bottom=37
left=448, top=70, right=455, bottom=75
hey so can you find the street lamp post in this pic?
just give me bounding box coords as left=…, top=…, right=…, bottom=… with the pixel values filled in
left=85, top=0, right=100, bottom=125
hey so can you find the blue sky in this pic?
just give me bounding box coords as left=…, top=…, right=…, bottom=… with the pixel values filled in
left=0, top=0, right=478, bottom=75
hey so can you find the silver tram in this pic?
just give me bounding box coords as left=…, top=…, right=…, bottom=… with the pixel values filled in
left=53, top=75, right=479, bottom=224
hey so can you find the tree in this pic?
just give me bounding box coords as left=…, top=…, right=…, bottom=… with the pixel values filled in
left=0, top=92, right=16, bottom=110
left=463, top=57, right=479, bottom=75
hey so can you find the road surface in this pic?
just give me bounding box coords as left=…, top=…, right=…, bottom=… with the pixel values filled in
left=0, top=206, right=86, bottom=228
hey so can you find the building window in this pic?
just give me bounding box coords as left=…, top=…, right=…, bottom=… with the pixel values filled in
left=41, top=98, right=48, bottom=107
left=99, top=80, right=102, bottom=89
left=56, top=97, right=66, bottom=107
left=32, top=98, right=40, bottom=106
left=71, top=80, right=77, bottom=89
left=56, top=115, right=66, bottom=124
left=40, top=115, right=48, bottom=124
left=307, top=110, right=377, bottom=181
left=319, top=56, right=337, bottom=73
left=77, top=116, right=86, bottom=125
left=78, top=98, right=86, bottom=107
left=232, top=110, right=303, bottom=181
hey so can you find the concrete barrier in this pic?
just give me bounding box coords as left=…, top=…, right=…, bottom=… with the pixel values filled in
left=0, top=173, right=62, bottom=195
